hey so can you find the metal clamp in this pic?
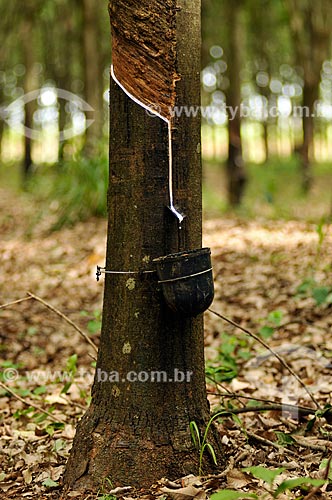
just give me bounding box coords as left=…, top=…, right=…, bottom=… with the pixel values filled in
left=157, top=267, right=213, bottom=284
left=96, top=266, right=155, bottom=282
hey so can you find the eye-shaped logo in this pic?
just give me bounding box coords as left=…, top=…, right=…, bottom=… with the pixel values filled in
left=0, top=88, right=94, bottom=141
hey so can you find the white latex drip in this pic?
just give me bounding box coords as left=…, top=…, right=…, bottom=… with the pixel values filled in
left=111, top=65, right=184, bottom=224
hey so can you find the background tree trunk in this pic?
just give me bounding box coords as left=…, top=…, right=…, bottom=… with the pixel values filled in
left=64, top=0, right=223, bottom=491
left=21, top=16, right=38, bottom=182
left=46, top=3, right=74, bottom=163
left=82, top=0, right=104, bottom=155
left=225, top=1, right=247, bottom=206
left=287, top=0, right=332, bottom=191
left=300, top=82, right=318, bottom=191
left=0, top=91, right=4, bottom=161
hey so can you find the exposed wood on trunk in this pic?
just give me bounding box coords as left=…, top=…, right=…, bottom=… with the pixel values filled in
left=110, top=0, right=179, bottom=119
left=64, top=0, right=223, bottom=490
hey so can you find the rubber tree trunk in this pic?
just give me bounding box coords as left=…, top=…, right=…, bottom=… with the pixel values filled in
left=225, top=2, right=247, bottom=206
left=64, top=0, right=223, bottom=491
left=42, top=0, right=83, bottom=163
left=0, top=72, right=3, bottom=161
left=82, top=0, right=104, bottom=156
left=263, top=121, right=269, bottom=163
left=287, top=0, right=332, bottom=191
left=300, top=82, right=318, bottom=191
left=43, top=39, right=71, bottom=163
left=260, top=85, right=270, bottom=163
left=21, top=18, right=37, bottom=182
left=0, top=99, right=4, bottom=161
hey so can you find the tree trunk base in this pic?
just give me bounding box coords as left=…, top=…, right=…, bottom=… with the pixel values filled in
left=64, top=407, right=222, bottom=491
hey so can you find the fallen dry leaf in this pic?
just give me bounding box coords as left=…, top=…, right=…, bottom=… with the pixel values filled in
left=226, top=469, right=252, bottom=489
left=22, top=469, right=32, bottom=484
left=161, top=485, right=206, bottom=500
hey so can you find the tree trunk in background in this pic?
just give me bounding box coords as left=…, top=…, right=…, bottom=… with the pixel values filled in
left=43, top=19, right=71, bottom=163
left=296, top=12, right=328, bottom=193
left=58, top=93, right=68, bottom=162
left=21, top=17, right=38, bottom=182
left=201, top=0, right=214, bottom=68
left=64, top=0, right=223, bottom=491
left=287, top=0, right=332, bottom=191
left=246, top=0, right=274, bottom=165
left=82, top=0, right=103, bottom=156
left=225, top=1, right=247, bottom=206
left=300, top=82, right=318, bottom=191
left=259, top=82, right=271, bottom=163
left=0, top=93, right=4, bottom=161
left=263, top=121, right=269, bottom=162
left=55, top=9, right=74, bottom=163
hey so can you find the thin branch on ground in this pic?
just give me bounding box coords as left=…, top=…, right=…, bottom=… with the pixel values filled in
left=206, top=376, right=246, bottom=408
left=0, top=381, right=66, bottom=424
left=206, top=375, right=245, bottom=407
left=60, top=394, right=88, bottom=411
left=247, top=430, right=297, bottom=456
left=207, top=391, right=322, bottom=417
left=278, top=319, right=307, bottom=329
left=291, top=438, right=327, bottom=452
left=233, top=450, right=250, bottom=465
left=211, top=403, right=318, bottom=418
left=27, top=292, right=98, bottom=353
left=0, top=296, right=33, bottom=310
left=207, top=389, right=311, bottom=408
left=200, top=456, right=235, bottom=484
left=87, top=352, right=97, bottom=362
left=208, top=308, right=320, bottom=409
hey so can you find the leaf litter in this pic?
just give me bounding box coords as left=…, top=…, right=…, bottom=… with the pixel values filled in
left=1, top=188, right=332, bottom=499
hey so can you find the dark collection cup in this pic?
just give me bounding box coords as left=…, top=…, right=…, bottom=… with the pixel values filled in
left=153, top=247, right=214, bottom=316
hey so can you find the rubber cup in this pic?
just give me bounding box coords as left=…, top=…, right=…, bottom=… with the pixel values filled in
left=153, top=247, right=214, bottom=316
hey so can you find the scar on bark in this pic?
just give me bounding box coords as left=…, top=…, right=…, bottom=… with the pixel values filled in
left=109, top=0, right=180, bottom=119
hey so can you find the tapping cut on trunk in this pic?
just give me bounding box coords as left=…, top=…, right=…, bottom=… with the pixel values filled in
left=110, top=0, right=180, bottom=120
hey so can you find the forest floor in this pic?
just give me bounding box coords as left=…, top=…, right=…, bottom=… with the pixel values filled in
left=1, top=186, right=332, bottom=499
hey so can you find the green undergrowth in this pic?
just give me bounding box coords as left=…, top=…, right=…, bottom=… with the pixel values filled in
left=205, top=309, right=284, bottom=385
left=1, top=154, right=331, bottom=230
left=211, top=464, right=329, bottom=499
left=0, top=155, right=109, bottom=232
left=203, top=156, right=332, bottom=221
left=27, top=155, right=109, bottom=230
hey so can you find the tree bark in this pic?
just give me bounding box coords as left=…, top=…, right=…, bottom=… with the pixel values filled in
left=82, top=0, right=104, bottom=155
left=259, top=81, right=271, bottom=164
left=45, top=2, right=75, bottom=163
left=300, top=82, right=318, bottom=191
left=64, top=0, right=223, bottom=491
left=225, top=2, right=247, bottom=206
left=21, top=17, right=38, bottom=182
left=287, top=0, right=332, bottom=191
left=263, top=121, right=269, bottom=163
left=0, top=98, right=4, bottom=161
